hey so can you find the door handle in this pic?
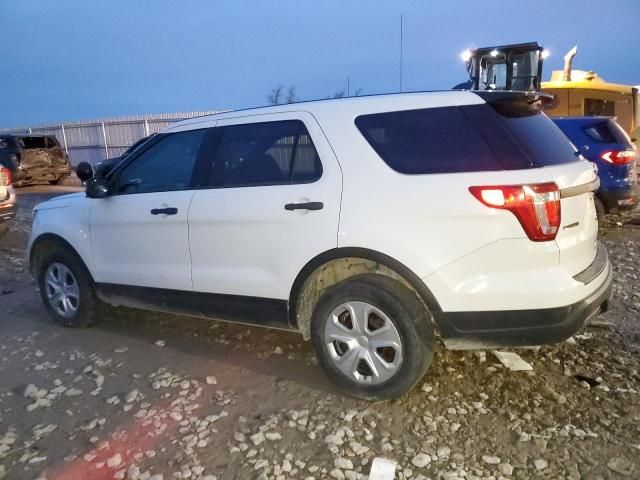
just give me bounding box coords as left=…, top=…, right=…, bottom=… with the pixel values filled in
left=150, top=207, right=178, bottom=215
left=284, top=202, right=324, bottom=211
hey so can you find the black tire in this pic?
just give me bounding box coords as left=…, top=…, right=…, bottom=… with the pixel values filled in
left=310, top=274, right=435, bottom=401
left=594, top=196, right=606, bottom=224
left=35, top=245, right=99, bottom=327
left=48, top=179, right=59, bottom=185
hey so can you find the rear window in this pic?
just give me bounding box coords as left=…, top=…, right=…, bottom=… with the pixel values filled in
left=584, top=120, right=630, bottom=145
left=355, top=104, right=577, bottom=174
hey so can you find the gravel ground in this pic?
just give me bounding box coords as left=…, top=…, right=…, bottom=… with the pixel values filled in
left=0, top=187, right=638, bottom=480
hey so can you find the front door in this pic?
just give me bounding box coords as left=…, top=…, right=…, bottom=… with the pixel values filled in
left=90, top=128, right=209, bottom=291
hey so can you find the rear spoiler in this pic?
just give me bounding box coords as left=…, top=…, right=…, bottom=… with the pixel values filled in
left=473, top=91, right=559, bottom=113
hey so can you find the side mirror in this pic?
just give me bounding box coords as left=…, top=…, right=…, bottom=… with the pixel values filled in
left=86, top=177, right=111, bottom=199
left=75, top=162, right=93, bottom=183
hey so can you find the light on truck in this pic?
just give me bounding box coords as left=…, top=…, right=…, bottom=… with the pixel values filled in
left=541, top=49, right=550, bottom=59
left=490, top=49, right=499, bottom=57
left=460, top=50, right=472, bottom=62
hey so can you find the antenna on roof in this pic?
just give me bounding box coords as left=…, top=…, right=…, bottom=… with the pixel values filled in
left=399, top=14, right=404, bottom=92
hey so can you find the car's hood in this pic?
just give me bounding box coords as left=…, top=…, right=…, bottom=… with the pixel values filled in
left=34, top=192, right=85, bottom=211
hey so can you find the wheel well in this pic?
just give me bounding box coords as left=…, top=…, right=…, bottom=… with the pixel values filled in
left=289, top=248, right=441, bottom=340
left=29, top=234, right=91, bottom=279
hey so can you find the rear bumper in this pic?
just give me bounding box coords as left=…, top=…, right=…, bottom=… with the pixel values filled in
left=599, top=184, right=640, bottom=212
left=436, top=246, right=612, bottom=350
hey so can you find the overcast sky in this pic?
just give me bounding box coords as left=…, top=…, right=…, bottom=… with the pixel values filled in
left=1, top=0, right=639, bottom=128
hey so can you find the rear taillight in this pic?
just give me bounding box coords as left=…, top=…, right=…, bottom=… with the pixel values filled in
left=469, top=182, right=561, bottom=242
left=0, top=167, right=11, bottom=187
left=601, top=149, right=636, bottom=165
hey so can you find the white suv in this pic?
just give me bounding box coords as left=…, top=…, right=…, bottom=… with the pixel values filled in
left=28, top=91, right=612, bottom=400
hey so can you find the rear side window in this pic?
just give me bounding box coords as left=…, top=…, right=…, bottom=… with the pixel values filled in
left=584, top=120, right=630, bottom=145
left=355, top=107, right=501, bottom=174
left=209, top=120, right=322, bottom=187
left=355, top=104, right=577, bottom=174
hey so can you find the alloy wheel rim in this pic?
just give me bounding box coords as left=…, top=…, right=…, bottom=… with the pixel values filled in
left=44, top=262, right=80, bottom=318
left=324, top=301, right=403, bottom=385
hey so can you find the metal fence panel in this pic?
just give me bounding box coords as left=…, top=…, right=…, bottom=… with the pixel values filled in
left=0, top=110, right=223, bottom=166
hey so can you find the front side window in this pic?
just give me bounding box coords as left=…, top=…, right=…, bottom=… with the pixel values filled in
left=209, top=120, right=322, bottom=187
left=115, top=129, right=206, bottom=194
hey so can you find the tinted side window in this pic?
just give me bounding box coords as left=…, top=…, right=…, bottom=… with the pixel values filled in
left=355, top=107, right=502, bottom=174
left=210, top=120, right=322, bottom=187
left=462, top=104, right=577, bottom=167
left=115, top=129, right=206, bottom=194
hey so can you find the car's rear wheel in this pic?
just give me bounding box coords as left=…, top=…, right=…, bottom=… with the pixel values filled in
left=310, top=274, right=435, bottom=401
left=36, top=246, right=99, bottom=327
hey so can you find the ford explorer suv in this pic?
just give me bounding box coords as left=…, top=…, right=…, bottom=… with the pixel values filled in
left=28, top=91, right=612, bottom=400
left=553, top=117, right=638, bottom=220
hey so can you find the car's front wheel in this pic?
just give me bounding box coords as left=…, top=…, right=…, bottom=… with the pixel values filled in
left=311, top=274, right=435, bottom=401
left=36, top=246, right=99, bottom=327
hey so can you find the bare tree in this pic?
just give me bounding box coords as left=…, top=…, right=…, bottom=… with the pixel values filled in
left=354, top=87, right=364, bottom=97
left=267, top=85, right=284, bottom=105
left=333, top=90, right=345, bottom=99
left=286, top=86, right=298, bottom=104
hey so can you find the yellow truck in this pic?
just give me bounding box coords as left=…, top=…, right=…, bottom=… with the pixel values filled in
left=542, top=47, right=639, bottom=137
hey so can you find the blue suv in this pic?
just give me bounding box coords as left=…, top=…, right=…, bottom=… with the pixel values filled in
left=553, top=117, right=638, bottom=220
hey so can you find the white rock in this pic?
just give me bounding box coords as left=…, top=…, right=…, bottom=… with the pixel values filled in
left=411, top=453, right=431, bottom=468
left=534, top=459, right=548, bottom=470
left=437, top=446, right=451, bottom=459
left=499, top=463, right=514, bottom=476
left=250, top=431, right=265, bottom=445
left=107, top=453, right=122, bottom=467
left=492, top=351, right=533, bottom=371
left=125, top=390, right=140, bottom=403
left=483, top=455, right=501, bottom=465
left=265, top=432, right=282, bottom=441
left=155, top=340, right=166, bottom=347
left=335, top=458, right=353, bottom=470
left=206, top=376, right=217, bottom=385
left=330, top=469, right=345, bottom=480
left=127, top=464, right=141, bottom=480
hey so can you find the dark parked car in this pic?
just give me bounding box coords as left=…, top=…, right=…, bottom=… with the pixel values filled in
left=553, top=117, right=638, bottom=219
left=93, top=134, right=156, bottom=178
left=0, top=134, right=71, bottom=186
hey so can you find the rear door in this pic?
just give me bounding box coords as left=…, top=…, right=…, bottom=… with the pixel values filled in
left=188, top=112, right=342, bottom=302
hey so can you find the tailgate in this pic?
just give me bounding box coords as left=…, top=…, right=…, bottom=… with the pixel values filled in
left=555, top=161, right=600, bottom=275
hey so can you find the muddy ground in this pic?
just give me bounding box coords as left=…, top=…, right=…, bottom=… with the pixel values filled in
left=0, top=186, right=638, bottom=480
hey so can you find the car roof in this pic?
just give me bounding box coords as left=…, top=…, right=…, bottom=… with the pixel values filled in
left=165, top=90, right=486, bottom=132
